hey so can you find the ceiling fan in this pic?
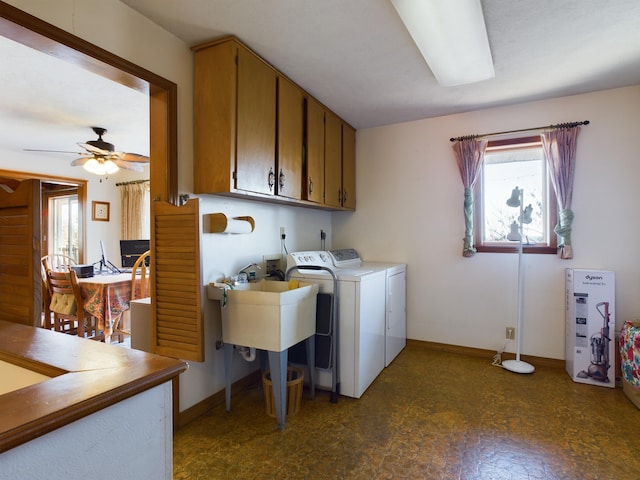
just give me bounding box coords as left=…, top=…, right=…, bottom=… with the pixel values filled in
left=25, top=126, right=149, bottom=175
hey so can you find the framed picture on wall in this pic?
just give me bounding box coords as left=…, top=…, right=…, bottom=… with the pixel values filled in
left=92, top=201, right=110, bottom=222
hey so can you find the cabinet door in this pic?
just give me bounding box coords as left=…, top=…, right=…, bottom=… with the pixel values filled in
left=324, top=110, right=343, bottom=208
left=236, top=46, right=277, bottom=195
left=342, top=123, right=356, bottom=210
left=277, top=76, right=303, bottom=199
left=305, top=96, right=325, bottom=204
left=152, top=199, right=203, bottom=362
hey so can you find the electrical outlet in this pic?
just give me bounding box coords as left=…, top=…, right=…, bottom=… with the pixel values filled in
left=506, top=327, right=515, bottom=340
left=280, top=226, right=285, bottom=238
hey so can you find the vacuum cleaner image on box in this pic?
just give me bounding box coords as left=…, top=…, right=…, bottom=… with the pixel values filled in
left=565, top=269, right=615, bottom=388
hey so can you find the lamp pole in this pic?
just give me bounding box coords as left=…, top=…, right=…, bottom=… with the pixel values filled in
left=502, top=187, right=535, bottom=374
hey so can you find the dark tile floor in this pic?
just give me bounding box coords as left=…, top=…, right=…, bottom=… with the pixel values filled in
left=173, top=346, right=640, bottom=479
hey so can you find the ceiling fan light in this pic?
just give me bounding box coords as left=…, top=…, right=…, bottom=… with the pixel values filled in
left=390, top=0, right=495, bottom=86
left=83, top=158, right=119, bottom=176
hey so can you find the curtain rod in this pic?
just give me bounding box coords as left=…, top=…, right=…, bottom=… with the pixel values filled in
left=115, top=179, right=150, bottom=186
left=449, top=120, right=589, bottom=142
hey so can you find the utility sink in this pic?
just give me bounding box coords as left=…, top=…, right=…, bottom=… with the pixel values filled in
left=207, top=280, right=319, bottom=352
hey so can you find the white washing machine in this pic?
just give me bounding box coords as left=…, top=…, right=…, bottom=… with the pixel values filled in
left=287, top=249, right=406, bottom=398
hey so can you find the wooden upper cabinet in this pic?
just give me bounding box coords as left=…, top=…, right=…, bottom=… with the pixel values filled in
left=342, top=123, right=356, bottom=210
left=323, top=111, right=356, bottom=210
left=324, top=110, right=343, bottom=209
left=193, top=40, right=236, bottom=194
left=277, top=76, right=303, bottom=200
left=305, top=96, right=325, bottom=204
left=193, top=38, right=276, bottom=196
left=236, top=47, right=277, bottom=195
left=193, top=36, right=355, bottom=210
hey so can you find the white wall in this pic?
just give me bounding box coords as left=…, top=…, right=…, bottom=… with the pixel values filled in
left=333, top=86, right=640, bottom=360
left=0, top=382, right=174, bottom=480
left=182, top=195, right=331, bottom=411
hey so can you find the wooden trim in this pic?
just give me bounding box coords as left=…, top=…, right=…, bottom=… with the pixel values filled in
left=473, top=138, right=558, bottom=254
left=1, top=170, right=88, bottom=263
left=0, top=320, right=186, bottom=453
left=0, top=0, right=181, bottom=414
left=176, top=370, right=261, bottom=428
left=407, top=339, right=565, bottom=370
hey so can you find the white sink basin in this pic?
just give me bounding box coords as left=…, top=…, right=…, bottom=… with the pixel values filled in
left=207, top=280, right=319, bottom=352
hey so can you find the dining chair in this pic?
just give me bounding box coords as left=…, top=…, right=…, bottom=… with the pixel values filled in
left=113, top=249, right=151, bottom=339
left=41, top=254, right=77, bottom=330
left=131, top=250, right=151, bottom=300
left=45, top=268, right=104, bottom=341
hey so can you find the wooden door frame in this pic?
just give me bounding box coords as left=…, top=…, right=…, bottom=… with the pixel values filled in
left=0, top=169, right=87, bottom=262
left=0, top=0, right=180, bottom=421
left=0, top=1, right=178, bottom=205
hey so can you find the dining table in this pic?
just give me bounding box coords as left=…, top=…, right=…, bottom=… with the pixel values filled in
left=77, top=272, right=136, bottom=342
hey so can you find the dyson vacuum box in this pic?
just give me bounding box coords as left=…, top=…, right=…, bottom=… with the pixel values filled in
left=565, top=269, right=615, bottom=388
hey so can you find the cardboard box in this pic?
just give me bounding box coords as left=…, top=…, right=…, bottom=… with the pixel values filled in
left=565, top=269, right=615, bottom=388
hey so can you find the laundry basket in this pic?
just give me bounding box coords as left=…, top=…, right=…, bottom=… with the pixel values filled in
left=620, top=321, right=640, bottom=409
left=262, top=367, right=304, bottom=417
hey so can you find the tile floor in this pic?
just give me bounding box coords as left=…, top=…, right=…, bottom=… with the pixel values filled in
left=173, top=346, right=640, bottom=479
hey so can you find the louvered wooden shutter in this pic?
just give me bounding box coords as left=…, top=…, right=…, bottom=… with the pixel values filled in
left=152, top=199, right=203, bottom=361
left=0, top=179, right=41, bottom=326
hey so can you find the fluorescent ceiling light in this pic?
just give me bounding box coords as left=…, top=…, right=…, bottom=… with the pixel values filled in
left=390, top=0, right=495, bottom=86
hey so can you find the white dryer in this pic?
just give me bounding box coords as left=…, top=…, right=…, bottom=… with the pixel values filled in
left=287, top=249, right=406, bottom=398
left=358, top=262, right=407, bottom=366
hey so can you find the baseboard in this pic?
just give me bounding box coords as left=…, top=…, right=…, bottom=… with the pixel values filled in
left=176, top=342, right=565, bottom=427
left=407, top=339, right=565, bottom=370
left=176, top=370, right=262, bottom=429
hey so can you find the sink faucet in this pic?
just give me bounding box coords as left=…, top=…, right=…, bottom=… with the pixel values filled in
left=237, top=262, right=261, bottom=282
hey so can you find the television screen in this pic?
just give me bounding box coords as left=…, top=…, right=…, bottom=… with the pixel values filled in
left=120, top=239, right=150, bottom=268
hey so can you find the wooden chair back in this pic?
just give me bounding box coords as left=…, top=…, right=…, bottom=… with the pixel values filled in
left=111, top=250, right=151, bottom=340
left=45, top=269, right=102, bottom=340
left=131, top=250, right=151, bottom=300
left=41, top=254, right=76, bottom=330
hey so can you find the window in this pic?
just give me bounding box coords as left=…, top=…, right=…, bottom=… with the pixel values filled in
left=49, top=194, right=80, bottom=261
left=474, top=136, right=557, bottom=254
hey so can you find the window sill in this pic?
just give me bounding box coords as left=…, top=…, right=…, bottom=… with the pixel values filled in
left=475, top=245, right=557, bottom=255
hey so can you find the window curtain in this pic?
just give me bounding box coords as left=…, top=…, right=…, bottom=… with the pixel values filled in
left=452, top=138, right=488, bottom=257
left=119, top=181, right=150, bottom=240
left=540, top=126, right=580, bottom=259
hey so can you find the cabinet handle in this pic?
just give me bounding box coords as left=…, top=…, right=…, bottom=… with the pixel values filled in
left=308, top=177, right=313, bottom=194
left=338, top=190, right=342, bottom=204
left=268, top=168, right=275, bottom=191
left=279, top=169, right=286, bottom=191
left=343, top=190, right=348, bottom=204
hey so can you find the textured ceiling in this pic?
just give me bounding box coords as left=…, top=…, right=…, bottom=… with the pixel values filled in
left=121, top=0, right=640, bottom=128
left=1, top=0, right=639, bottom=172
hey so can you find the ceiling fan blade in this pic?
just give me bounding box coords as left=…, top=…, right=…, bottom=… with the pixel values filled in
left=78, top=142, right=110, bottom=156
left=115, top=152, right=150, bottom=163
left=24, top=149, right=84, bottom=155
left=70, top=157, right=91, bottom=166
left=114, top=160, right=144, bottom=172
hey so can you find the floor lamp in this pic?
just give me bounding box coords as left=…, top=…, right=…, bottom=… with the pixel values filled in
left=502, top=186, right=535, bottom=374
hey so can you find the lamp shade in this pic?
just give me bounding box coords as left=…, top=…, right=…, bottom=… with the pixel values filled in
left=390, top=0, right=494, bottom=86
left=83, top=158, right=119, bottom=175
left=506, top=187, right=521, bottom=207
